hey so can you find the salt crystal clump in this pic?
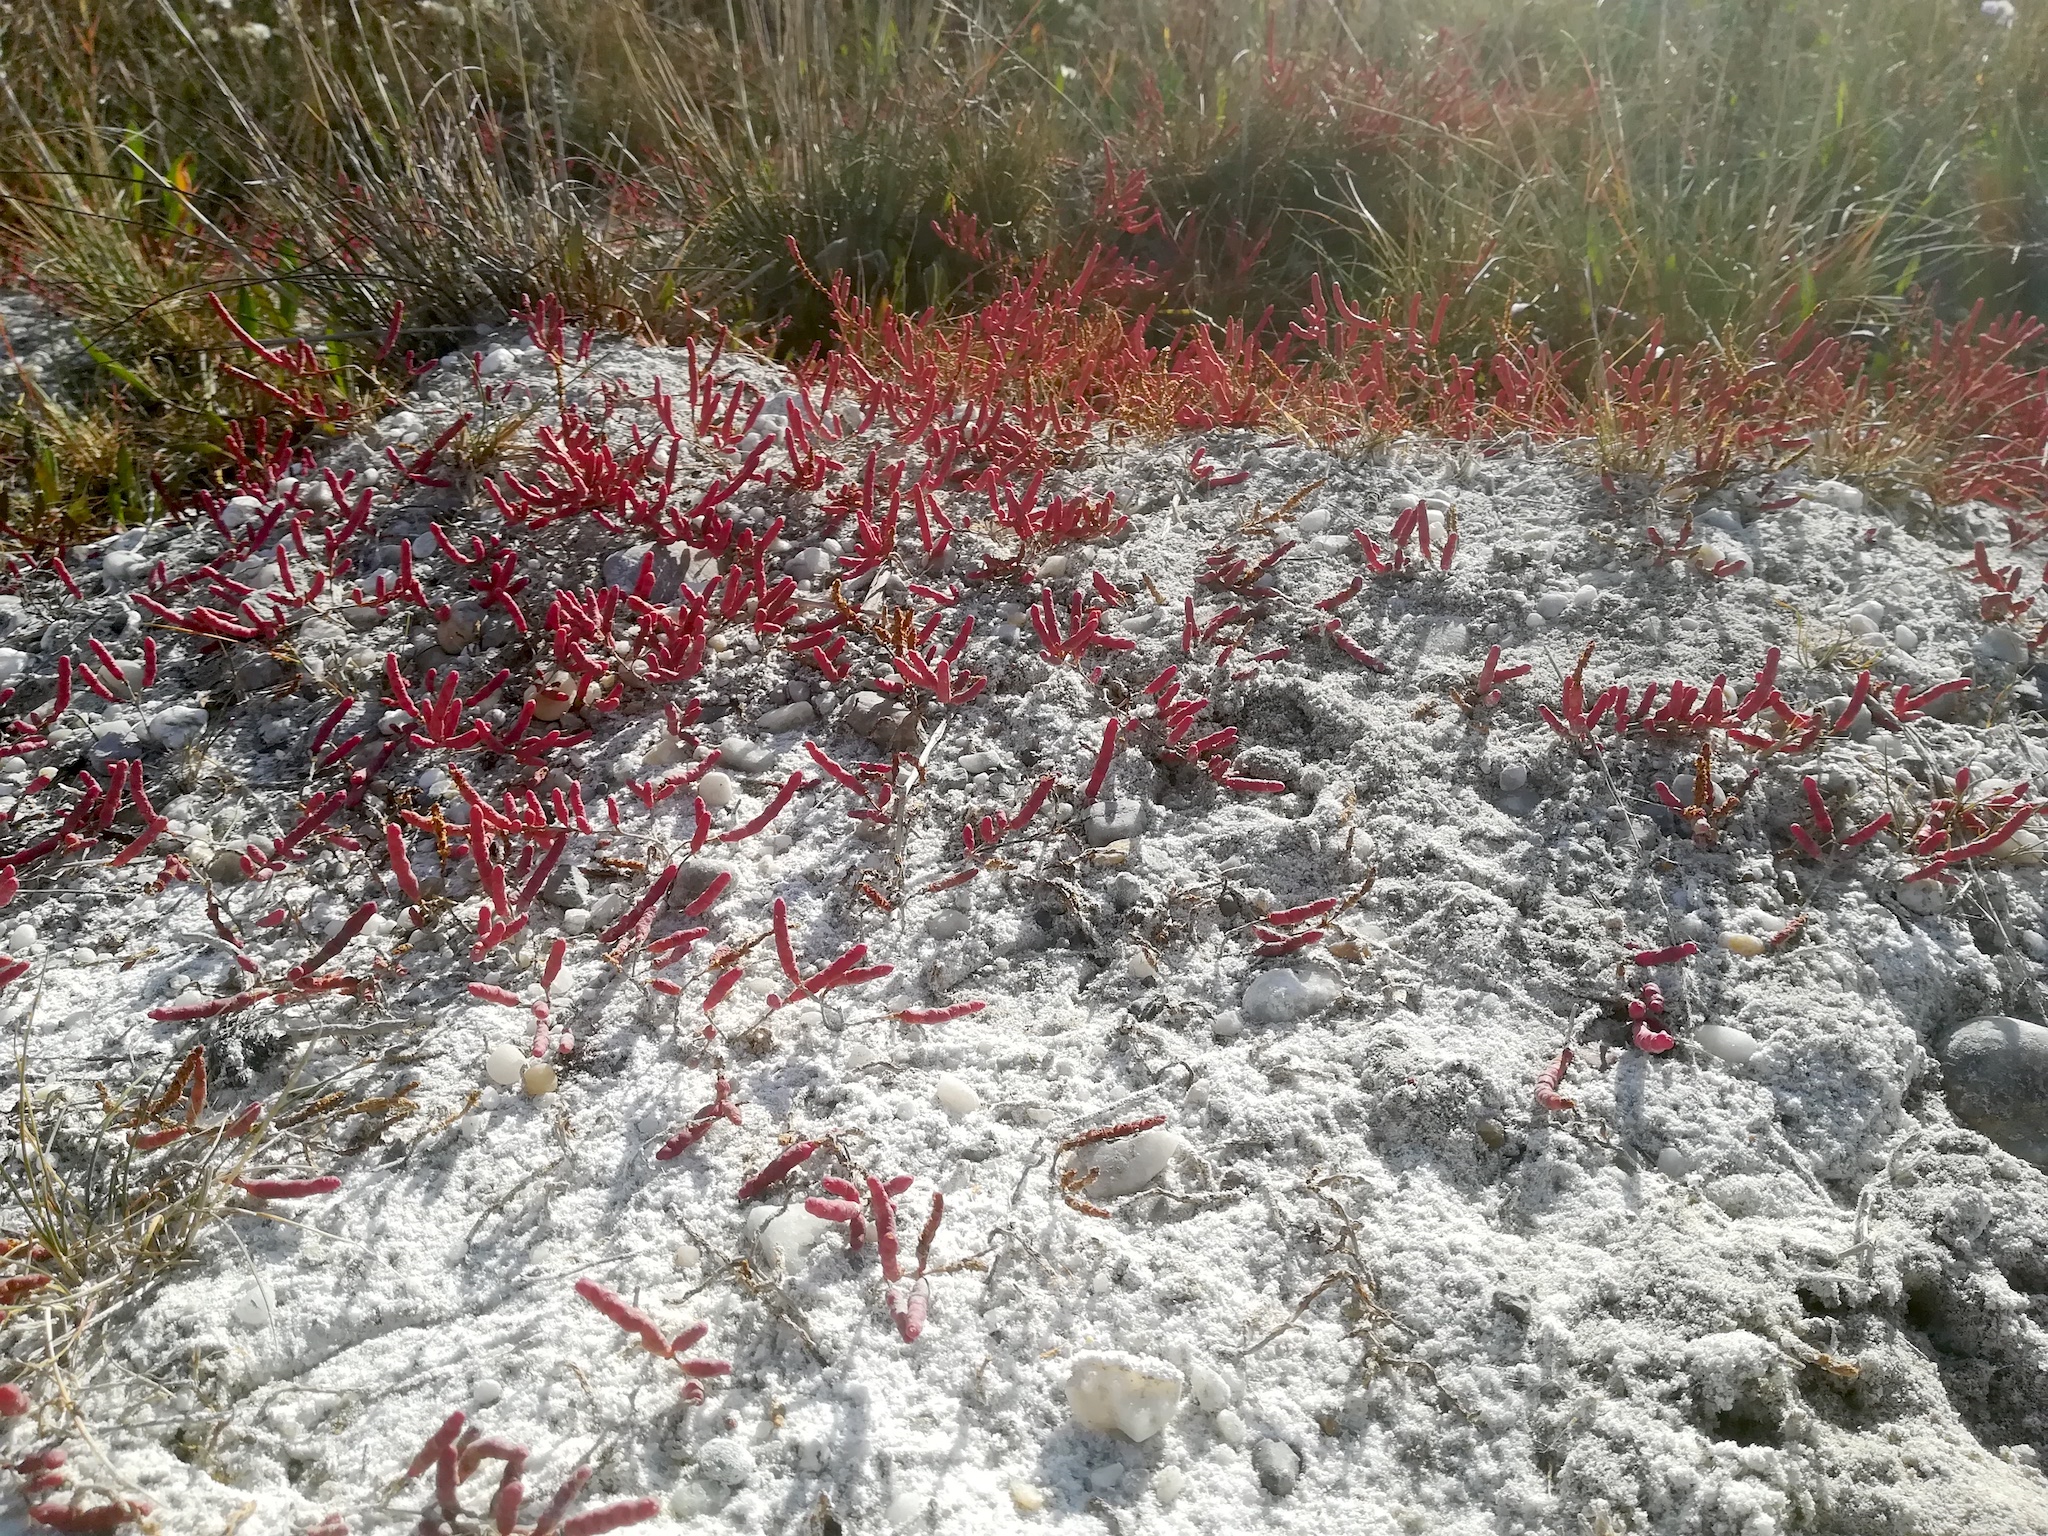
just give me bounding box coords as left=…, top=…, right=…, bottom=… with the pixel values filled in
left=1241, top=967, right=1341, bottom=1025
left=696, top=1438, right=756, bottom=1487
left=1187, top=1359, right=1233, bottom=1411
left=1065, top=1351, right=1184, bottom=1441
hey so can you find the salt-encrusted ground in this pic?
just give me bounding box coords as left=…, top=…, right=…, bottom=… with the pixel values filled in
left=7, top=328, right=2048, bottom=1536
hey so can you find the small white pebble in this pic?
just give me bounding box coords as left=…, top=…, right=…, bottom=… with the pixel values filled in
left=696, top=771, right=736, bottom=809
left=484, top=1042, right=524, bottom=1087
left=522, top=1062, right=559, bottom=1096
left=1498, top=762, right=1528, bottom=792
left=1010, top=1480, right=1046, bottom=1513
left=934, top=1074, right=980, bottom=1119
left=1213, top=1408, right=1247, bottom=1446
left=1154, top=1466, right=1188, bottom=1504
left=884, top=1492, right=921, bottom=1528
left=1892, top=625, right=1920, bottom=653
left=1535, top=592, right=1570, bottom=621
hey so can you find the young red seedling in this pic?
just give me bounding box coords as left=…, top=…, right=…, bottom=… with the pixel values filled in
left=1630, top=941, right=1699, bottom=967
left=1533, top=1048, right=1576, bottom=1112
left=656, top=1075, right=742, bottom=1160
left=1467, top=645, right=1532, bottom=708
left=736, top=1140, right=824, bottom=1201
left=235, top=1176, right=341, bottom=1200
left=891, top=1000, right=988, bottom=1024
left=1629, top=983, right=1674, bottom=1054
left=1787, top=774, right=1892, bottom=859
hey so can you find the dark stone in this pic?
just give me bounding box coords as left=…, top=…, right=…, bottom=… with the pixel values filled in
left=602, top=542, right=683, bottom=602
left=1941, top=1016, right=2048, bottom=1166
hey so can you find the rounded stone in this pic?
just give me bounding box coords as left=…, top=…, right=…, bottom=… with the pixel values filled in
left=1976, top=627, right=2029, bottom=669
left=1251, top=1437, right=1300, bottom=1496
left=1942, top=1017, right=2048, bottom=1167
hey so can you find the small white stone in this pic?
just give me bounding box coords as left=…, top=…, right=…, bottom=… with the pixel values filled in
left=522, top=1062, right=559, bottom=1097
left=232, top=1279, right=275, bottom=1329
left=1892, top=625, right=1920, bottom=654
left=1009, top=1480, right=1046, bottom=1512
left=470, top=1378, right=504, bottom=1406
left=1805, top=479, right=1866, bottom=514
left=1498, top=762, right=1528, bottom=792
left=934, top=1073, right=981, bottom=1118
left=562, top=908, right=591, bottom=936
left=479, top=346, right=518, bottom=376
left=484, top=1042, right=524, bottom=1086
left=1573, top=584, right=1599, bottom=610
left=674, top=1240, right=702, bottom=1270
left=696, top=771, right=736, bottom=809
left=1694, top=1023, right=1761, bottom=1065
left=1066, top=1128, right=1182, bottom=1200
left=1656, top=1147, right=1692, bottom=1179
left=1211, top=1009, right=1245, bottom=1041
left=1535, top=592, right=1570, bottom=621
left=1213, top=1407, right=1248, bottom=1446
left=1154, top=1466, right=1188, bottom=1504
left=1846, top=613, right=1879, bottom=639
